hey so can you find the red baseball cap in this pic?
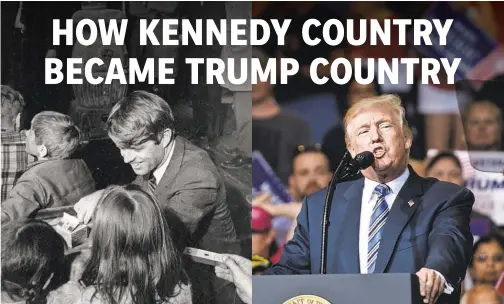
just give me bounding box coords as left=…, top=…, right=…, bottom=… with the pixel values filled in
left=252, top=206, right=273, bottom=231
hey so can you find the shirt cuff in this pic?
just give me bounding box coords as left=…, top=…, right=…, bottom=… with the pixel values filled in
left=433, top=270, right=454, bottom=294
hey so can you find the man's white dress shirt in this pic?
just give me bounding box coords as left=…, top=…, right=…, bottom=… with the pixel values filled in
left=152, top=140, right=176, bottom=185
left=358, top=167, right=453, bottom=294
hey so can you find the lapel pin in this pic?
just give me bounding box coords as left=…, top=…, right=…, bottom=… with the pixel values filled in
left=407, top=200, right=415, bottom=207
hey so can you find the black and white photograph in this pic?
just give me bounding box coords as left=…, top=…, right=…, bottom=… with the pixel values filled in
left=1, top=2, right=252, bottom=304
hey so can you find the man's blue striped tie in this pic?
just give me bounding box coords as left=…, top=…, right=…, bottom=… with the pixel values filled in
left=367, top=184, right=391, bottom=273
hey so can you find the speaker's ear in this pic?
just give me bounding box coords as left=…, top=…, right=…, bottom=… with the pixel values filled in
left=405, top=134, right=413, bottom=151
left=347, top=145, right=356, bottom=158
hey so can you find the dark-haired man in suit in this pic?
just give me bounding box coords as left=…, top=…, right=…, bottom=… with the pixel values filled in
left=75, top=90, right=240, bottom=304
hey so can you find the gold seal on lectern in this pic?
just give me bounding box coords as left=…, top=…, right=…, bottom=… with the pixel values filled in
left=282, top=295, right=331, bottom=304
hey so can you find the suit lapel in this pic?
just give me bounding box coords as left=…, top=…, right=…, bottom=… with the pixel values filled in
left=328, top=179, right=363, bottom=273
left=373, top=168, right=425, bottom=273
left=143, top=137, right=185, bottom=193
left=158, top=137, right=184, bottom=189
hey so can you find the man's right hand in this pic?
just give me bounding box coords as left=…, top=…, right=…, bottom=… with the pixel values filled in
left=74, top=190, right=105, bottom=224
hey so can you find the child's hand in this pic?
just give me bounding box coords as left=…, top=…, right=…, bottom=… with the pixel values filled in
left=74, top=190, right=105, bottom=224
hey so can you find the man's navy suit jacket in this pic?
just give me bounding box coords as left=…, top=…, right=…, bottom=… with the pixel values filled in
left=263, top=168, right=474, bottom=304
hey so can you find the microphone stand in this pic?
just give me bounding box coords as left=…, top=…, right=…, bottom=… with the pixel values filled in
left=320, top=151, right=361, bottom=274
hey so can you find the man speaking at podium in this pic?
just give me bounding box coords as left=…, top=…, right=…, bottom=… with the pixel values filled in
left=263, top=95, right=474, bottom=304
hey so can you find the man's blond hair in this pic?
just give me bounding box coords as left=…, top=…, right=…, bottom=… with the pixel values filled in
left=343, top=94, right=412, bottom=148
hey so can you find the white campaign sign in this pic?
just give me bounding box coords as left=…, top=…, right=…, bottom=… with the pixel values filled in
left=465, top=169, right=504, bottom=226
left=427, top=150, right=504, bottom=226
left=462, top=151, right=504, bottom=226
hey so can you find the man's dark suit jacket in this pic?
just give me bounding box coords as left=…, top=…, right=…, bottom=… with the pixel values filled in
left=264, top=167, right=474, bottom=304
left=135, top=136, right=238, bottom=253
left=134, top=136, right=241, bottom=304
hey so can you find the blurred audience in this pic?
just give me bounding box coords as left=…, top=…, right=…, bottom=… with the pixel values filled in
left=462, top=284, right=503, bottom=304
left=450, top=2, right=498, bottom=39
left=251, top=47, right=313, bottom=184
left=417, top=81, right=467, bottom=152
left=425, top=151, right=464, bottom=186
left=251, top=147, right=333, bottom=272
left=469, top=234, right=504, bottom=287
left=251, top=202, right=276, bottom=274
left=414, top=1, right=499, bottom=151
left=348, top=2, right=410, bottom=68
left=425, top=151, right=501, bottom=235
left=289, top=145, right=332, bottom=202
left=463, top=100, right=503, bottom=151
left=254, top=146, right=332, bottom=241
left=269, top=3, right=348, bottom=103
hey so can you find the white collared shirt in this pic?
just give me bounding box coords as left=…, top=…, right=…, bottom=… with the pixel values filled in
left=359, top=168, right=410, bottom=274
left=357, top=167, right=452, bottom=294
left=152, top=140, right=176, bottom=185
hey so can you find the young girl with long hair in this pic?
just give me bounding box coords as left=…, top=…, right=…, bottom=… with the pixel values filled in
left=77, top=184, right=191, bottom=304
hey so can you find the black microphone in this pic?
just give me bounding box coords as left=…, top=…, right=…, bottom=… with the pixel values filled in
left=344, top=151, right=375, bottom=176
left=320, top=151, right=375, bottom=274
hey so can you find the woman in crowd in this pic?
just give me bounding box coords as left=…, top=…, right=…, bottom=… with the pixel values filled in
left=77, top=184, right=192, bottom=304
left=425, top=151, right=501, bottom=235
left=469, top=234, right=504, bottom=287
left=1, top=219, right=82, bottom=304
left=425, top=151, right=465, bottom=186
left=461, top=234, right=504, bottom=303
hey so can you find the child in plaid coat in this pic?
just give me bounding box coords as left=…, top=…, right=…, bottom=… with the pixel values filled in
left=0, top=85, right=36, bottom=202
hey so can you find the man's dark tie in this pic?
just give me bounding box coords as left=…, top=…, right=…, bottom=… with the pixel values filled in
left=148, top=174, right=157, bottom=194
left=368, top=183, right=391, bottom=273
